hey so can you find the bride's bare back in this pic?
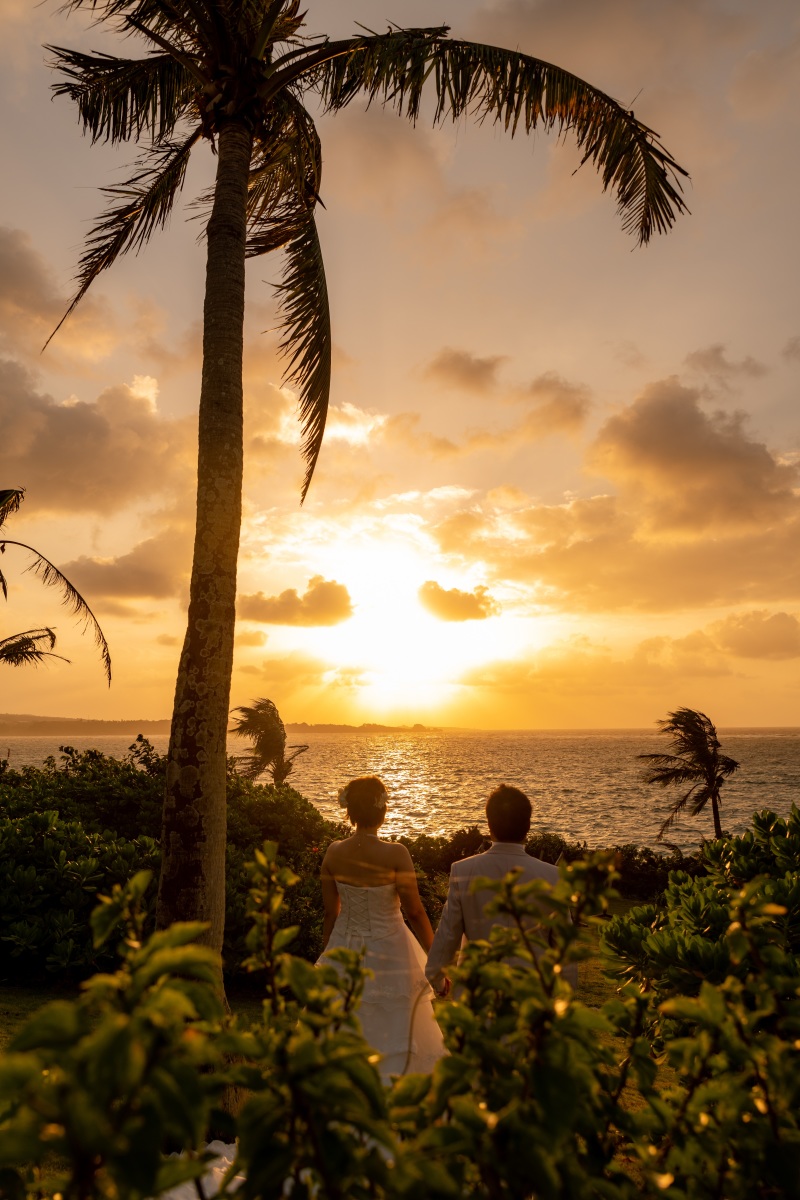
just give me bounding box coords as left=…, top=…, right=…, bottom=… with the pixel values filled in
left=320, top=833, right=434, bottom=952
left=323, top=831, right=412, bottom=887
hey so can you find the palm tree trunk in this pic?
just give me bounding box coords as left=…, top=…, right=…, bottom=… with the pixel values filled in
left=710, top=788, right=723, bottom=840
left=156, top=120, right=254, bottom=955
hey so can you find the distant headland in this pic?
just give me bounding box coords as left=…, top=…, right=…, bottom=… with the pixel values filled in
left=0, top=713, right=172, bottom=737
left=0, top=713, right=439, bottom=737
left=285, top=723, right=440, bottom=734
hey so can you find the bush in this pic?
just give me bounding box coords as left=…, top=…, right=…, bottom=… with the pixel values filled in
left=2, top=827, right=799, bottom=1198
left=0, top=738, right=710, bottom=983
left=0, top=740, right=345, bottom=981
left=0, top=809, right=159, bottom=981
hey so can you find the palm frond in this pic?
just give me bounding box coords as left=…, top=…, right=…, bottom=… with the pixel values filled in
left=717, top=754, right=740, bottom=779
left=274, top=212, right=331, bottom=501
left=638, top=759, right=704, bottom=788
left=46, top=128, right=201, bottom=348
left=250, top=0, right=303, bottom=59
left=0, top=628, right=69, bottom=669
left=0, top=489, right=24, bottom=531
left=657, top=785, right=703, bottom=840
left=303, top=28, right=687, bottom=244
left=0, top=541, right=111, bottom=684
left=48, top=45, right=195, bottom=143
left=60, top=0, right=215, bottom=43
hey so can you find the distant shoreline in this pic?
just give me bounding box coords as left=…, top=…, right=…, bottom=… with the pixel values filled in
left=0, top=714, right=797, bottom=738
left=0, top=714, right=440, bottom=737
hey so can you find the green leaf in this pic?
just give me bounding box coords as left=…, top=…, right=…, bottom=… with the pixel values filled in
left=10, top=1000, right=83, bottom=1051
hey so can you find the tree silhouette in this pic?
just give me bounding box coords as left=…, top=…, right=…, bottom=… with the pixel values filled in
left=49, top=1, right=688, bottom=952
left=639, top=707, right=739, bottom=841
left=0, top=489, right=110, bottom=680
left=230, top=696, right=308, bottom=785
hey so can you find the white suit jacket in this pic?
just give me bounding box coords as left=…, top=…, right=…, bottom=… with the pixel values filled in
left=425, top=841, right=578, bottom=988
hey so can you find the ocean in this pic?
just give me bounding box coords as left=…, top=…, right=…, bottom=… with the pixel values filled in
left=3, top=728, right=799, bottom=852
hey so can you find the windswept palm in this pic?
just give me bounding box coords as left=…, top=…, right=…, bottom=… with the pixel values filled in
left=639, top=707, right=739, bottom=841
left=50, top=1, right=689, bottom=950
left=230, top=696, right=308, bottom=785
left=0, top=489, right=110, bottom=680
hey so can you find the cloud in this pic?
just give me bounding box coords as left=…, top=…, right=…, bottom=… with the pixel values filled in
left=513, top=372, right=592, bottom=434
left=440, top=384, right=799, bottom=616
left=469, top=1, right=750, bottom=93
left=235, top=630, right=268, bottom=647
left=235, top=649, right=332, bottom=692
left=709, top=610, right=800, bottom=660
left=587, top=378, right=797, bottom=532
left=0, top=358, right=195, bottom=514
left=685, top=343, right=768, bottom=384
left=239, top=576, right=354, bottom=626
left=424, top=347, right=506, bottom=394
left=384, top=368, right=590, bottom=462
left=418, top=580, right=501, bottom=621
left=0, top=226, right=119, bottom=364
left=325, top=403, right=387, bottom=445
left=459, top=630, right=730, bottom=706
left=61, top=527, right=192, bottom=599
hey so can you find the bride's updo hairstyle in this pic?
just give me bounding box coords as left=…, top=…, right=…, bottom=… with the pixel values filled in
left=338, top=775, right=389, bottom=827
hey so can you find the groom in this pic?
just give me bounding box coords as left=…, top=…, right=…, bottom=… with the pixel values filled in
left=425, top=784, right=577, bottom=993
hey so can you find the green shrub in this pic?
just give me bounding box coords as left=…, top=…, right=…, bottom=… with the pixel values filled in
left=2, top=827, right=799, bottom=1198
left=603, top=806, right=800, bottom=1008
left=0, top=810, right=159, bottom=981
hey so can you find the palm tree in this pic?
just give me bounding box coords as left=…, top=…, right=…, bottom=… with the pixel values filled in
left=48, top=1, right=688, bottom=952
left=0, top=489, right=110, bottom=680
left=230, top=696, right=308, bottom=785
left=639, top=707, right=739, bottom=841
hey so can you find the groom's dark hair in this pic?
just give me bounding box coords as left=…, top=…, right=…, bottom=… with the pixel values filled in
left=486, top=785, right=532, bottom=843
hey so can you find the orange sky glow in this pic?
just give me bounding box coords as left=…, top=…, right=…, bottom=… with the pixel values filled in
left=1, top=0, right=799, bottom=729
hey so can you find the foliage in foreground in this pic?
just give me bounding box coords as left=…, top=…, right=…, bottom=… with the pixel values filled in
left=1, top=813, right=799, bottom=1198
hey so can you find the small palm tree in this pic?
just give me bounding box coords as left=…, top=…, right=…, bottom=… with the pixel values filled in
left=230, top=696, right=308, bottom=785
left=0, top=489, right=110, bottom=681
left=639, top=707, right=739, bottom=841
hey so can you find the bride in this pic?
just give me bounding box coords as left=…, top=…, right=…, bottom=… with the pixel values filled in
left=319, top=776, right=446, bottom=1080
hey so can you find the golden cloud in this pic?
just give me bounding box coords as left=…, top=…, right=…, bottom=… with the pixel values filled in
left=418, top=580, right=501, bottom=622
left=0, top=358, right=195, bottom=514
left=60, top=527, right=192, bottom=600
left=235, top=630, right=269, bottom=647
left=424, top=347, right=506, bottom=394
left=588, top=378, right=797, bottom=532
left=429, top=374, right=800, bottom=613
left=0, top=226, right=120, bottom=365
left=239, top=576, right=354, bottom=626
left=709, top=610, right=800, bottom=660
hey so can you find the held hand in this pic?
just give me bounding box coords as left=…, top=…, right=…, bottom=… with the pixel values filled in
left=436, top=976, right=451, bottom=998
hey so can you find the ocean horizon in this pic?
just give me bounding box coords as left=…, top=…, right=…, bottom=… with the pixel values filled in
left=3, top=726, right=798, bottom=853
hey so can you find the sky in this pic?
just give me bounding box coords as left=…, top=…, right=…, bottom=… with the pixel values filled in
left=1, top=0, right=799, bottom=729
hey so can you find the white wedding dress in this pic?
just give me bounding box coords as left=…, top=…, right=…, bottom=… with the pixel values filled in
left=319, top=881, right=446, bottom=1081
left=155, top=882, right=445, bottom=1200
